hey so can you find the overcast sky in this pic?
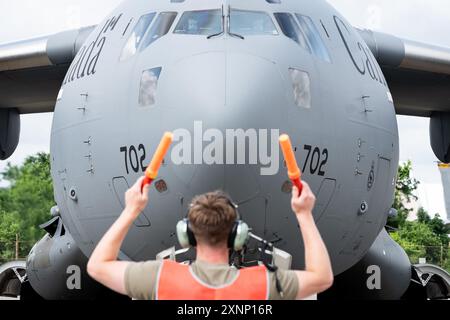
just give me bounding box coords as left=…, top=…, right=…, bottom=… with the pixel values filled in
left=0, top=0, right=448, bottom=220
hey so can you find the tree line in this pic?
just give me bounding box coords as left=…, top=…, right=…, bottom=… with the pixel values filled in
left=389, top=161, right=449, bottom=271
left=0, top=153, right=53, bottom=262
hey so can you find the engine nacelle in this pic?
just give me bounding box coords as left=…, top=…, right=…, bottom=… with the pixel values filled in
left=320, top=229, right=412, bottom=300
left=25, top=215, right=127, bottom=300
left=430, top=112, right=450, bottom=163
left=0, top=108, right=20, bottom=160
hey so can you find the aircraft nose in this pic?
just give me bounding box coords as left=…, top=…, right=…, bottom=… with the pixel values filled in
left=156, top=52, right=288, bottom=203
left=160, top=52, right=227, bottom=114
left=225, top=52, right=289, bottom=120
left=159, top=51, right=289, bottom=130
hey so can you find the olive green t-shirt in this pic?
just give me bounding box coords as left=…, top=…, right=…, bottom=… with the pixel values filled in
left=124, top=260, right=299, bottom=300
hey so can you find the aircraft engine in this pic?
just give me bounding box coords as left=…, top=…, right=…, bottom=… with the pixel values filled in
left=319, top=229, right=412, bottom=300
left=430, top=112, right=450, bottom=163
left=0, top=108, right=20, bottom=160
left=24, top=211, right=126, bottom=300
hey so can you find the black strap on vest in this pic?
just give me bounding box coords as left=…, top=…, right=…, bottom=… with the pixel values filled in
left=259, top=240, right=284, bottom=298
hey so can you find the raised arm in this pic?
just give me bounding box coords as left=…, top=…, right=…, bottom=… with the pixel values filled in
left=87, top=177, right=150, bottom=295
left=291, top=181, right=334, bottom=299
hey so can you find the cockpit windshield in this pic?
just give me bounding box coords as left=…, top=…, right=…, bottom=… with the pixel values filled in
left=120, top=13, right=156, bottom=61
left=173, top=9, right=277, bottom=37
left=140, top=12, right=177, bottom=51
left=274, top=12, right=310, bottom=52
left=230, top=9, right=278, bottom=36
left=174, top=9, right=222, bottom=35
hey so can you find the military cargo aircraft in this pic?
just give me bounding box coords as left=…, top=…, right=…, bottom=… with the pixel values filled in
left=1, top=0, right=449, bottom=300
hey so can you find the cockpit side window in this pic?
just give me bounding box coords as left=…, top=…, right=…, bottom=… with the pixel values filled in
left=295, top=14, right=331, bottom=62
left=139, top=67, right=162, bottom=107
left=230, top=9, right=278, bottom=36
left=174, top=10, right=222, bottom=35
left=120, top=13, right=156, bottom=61
left=140, top=12, right=178, bottom=51
left=274, top=13, right=310, bottom=52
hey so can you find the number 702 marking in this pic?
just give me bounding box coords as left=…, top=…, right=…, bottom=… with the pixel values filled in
left=302, top=145, right=328, bottom=176
left=119, top=144, right=329, bottom=176
left=120, top=144, right=147, bottom=174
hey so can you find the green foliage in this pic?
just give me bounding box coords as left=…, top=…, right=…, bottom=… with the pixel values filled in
left=414, top=207, right=449, bottom=246
left=444, top=258, right=450, bottom=273
left=391, top=221, right=444, bottom=265
left=417, top=207, right=431, bottom=224
left=428, top=214, right=450, bottom=246
left=389, top=160, right=419, bottom=228
left=387, top=161, right=450, bottom=271
left=0, top=210, right=20, bottom=262
left=0, top=153, right=54, bottom=260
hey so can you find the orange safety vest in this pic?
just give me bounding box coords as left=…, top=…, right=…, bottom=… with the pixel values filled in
left=156, top=260, right=269, bottom=300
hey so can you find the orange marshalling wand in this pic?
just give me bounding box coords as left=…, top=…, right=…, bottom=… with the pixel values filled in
left=279, top=134, right=303, bottom=195
left=141, top=132, right=173, bottom=191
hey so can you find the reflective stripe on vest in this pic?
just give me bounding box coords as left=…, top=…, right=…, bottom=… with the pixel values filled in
left=156, top=260, right=269, bottom=300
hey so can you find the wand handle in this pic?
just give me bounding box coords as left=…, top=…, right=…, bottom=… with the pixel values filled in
left=292, top=177, right=303, bottom=195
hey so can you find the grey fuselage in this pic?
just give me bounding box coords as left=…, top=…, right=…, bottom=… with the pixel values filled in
left=50, top=0, right=399, bottom=275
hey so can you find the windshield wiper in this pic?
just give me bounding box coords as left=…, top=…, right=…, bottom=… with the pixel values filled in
left=207, top=5, right=225, bottom=39
left=227, top=5, right=245, bottom=40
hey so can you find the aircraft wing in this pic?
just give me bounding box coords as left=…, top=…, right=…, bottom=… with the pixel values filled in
left=358, top=29, right=450, bottom=117
left=3, top=26, right=448, bottom=117
left=0, top=26, right=95, bottom=114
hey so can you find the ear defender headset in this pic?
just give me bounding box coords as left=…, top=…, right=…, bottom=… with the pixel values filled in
left=176, top=195, right=249, bottom=251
